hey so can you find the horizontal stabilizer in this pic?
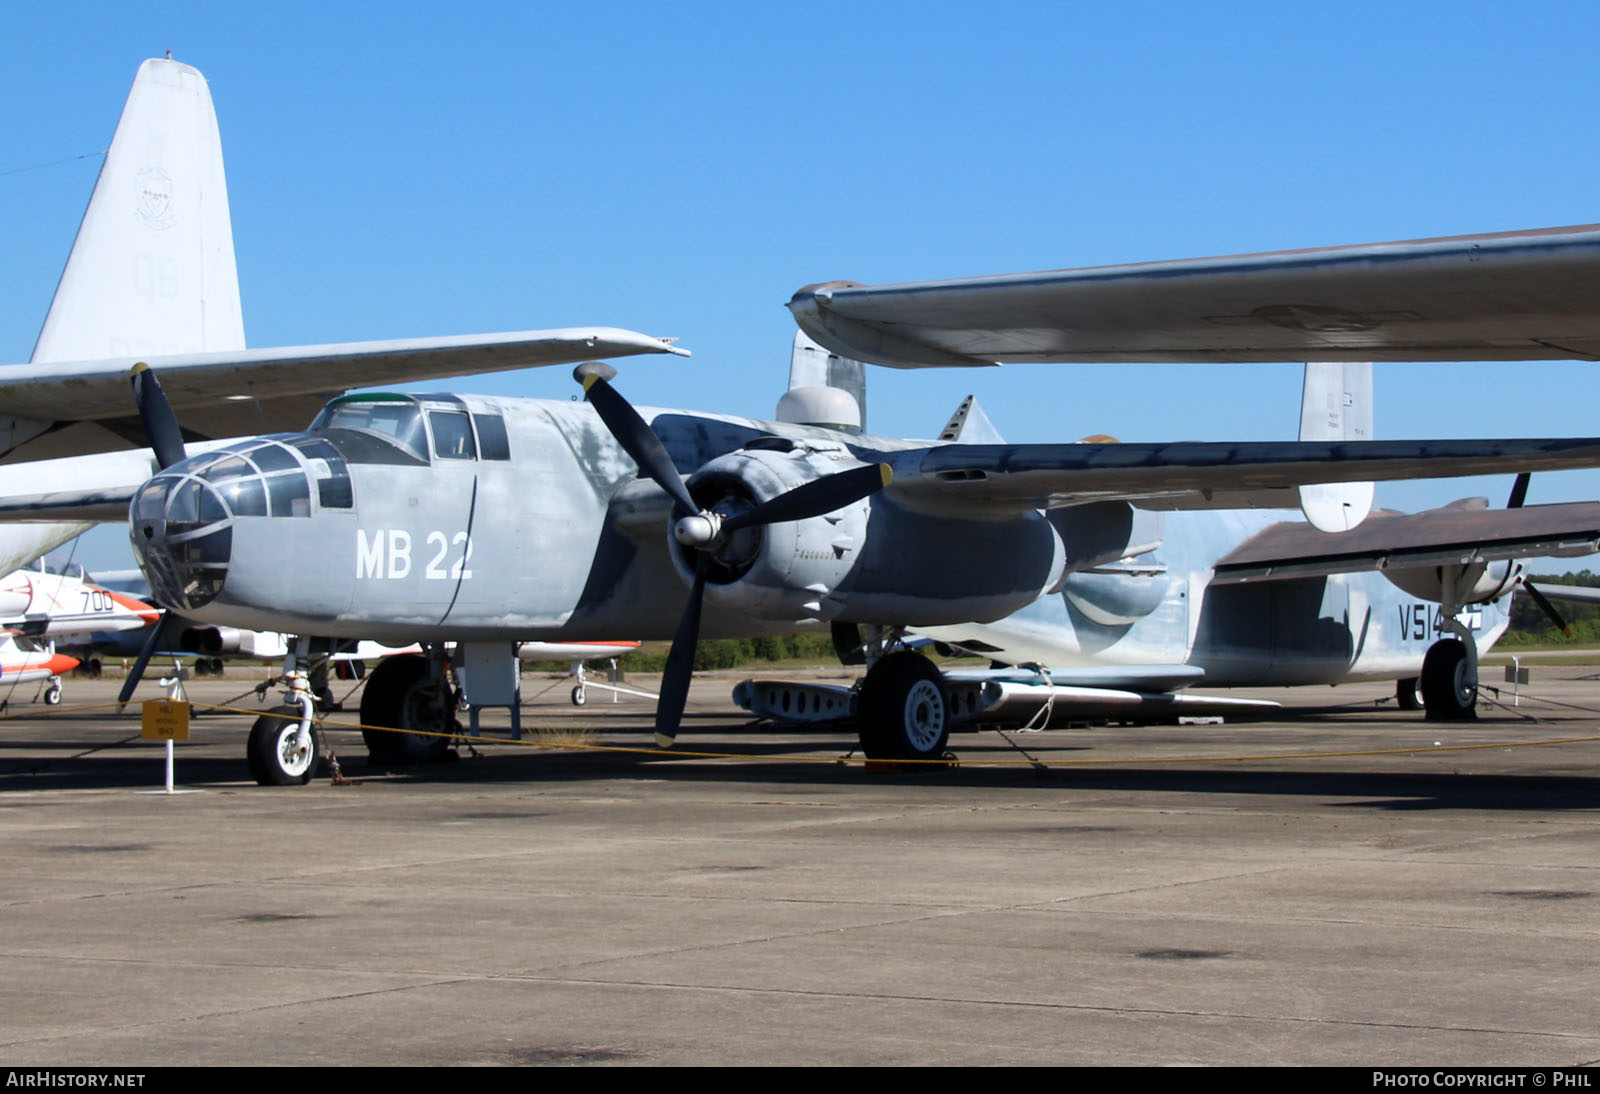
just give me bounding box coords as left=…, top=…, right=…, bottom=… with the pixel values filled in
left=790, top=224, right=1600, bottom=367
left=1212, top=501, right=1600, bottom=584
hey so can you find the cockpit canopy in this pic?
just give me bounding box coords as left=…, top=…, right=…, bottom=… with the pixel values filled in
left=308, top=393, right=510, bottom=465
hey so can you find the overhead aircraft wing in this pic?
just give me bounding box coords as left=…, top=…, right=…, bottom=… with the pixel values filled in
left=788, top=224, right=1600, bottom=367
left=0, top=328, right=687, bottom=463
left=1208, top=502, right=1600, bottom=584
left=886, top=437, right=1600, bottom=516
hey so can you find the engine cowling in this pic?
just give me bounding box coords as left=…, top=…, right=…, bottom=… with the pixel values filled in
left=668, top=440, right=872, bottom=623
left=669, top=439, right=1066, bottom=627
left=1382, top=560, right=1517, bottom=605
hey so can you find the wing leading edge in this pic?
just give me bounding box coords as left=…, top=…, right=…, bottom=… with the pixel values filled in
left=790, top=224, right=1600, bottom=367
left=887, top=437, right=1600, bottom=516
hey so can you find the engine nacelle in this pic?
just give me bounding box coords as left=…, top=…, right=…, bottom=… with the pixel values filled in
left=1382, top=560, right=1516, bottom=605
left=180, top=625, right=243, bottom=654
left=670, top=439, right=1065, bottom=627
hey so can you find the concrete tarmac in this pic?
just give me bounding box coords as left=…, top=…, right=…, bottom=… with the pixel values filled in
left=1, top=664, right=1597, bottom=1066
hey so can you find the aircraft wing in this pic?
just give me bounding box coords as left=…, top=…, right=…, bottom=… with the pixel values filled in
left=1523, top=582, right=1600, bottom=606
left=789, top=224, right=1600, bottom=367
left=886, top=437, right=1600, bottom=516
left=1208, top=502, right=1600, bottom=584
left=0, top=328, right=688, bottom=463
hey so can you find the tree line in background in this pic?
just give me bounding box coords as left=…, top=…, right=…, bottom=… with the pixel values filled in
left=525, top=569, right=1600, bottom=673
left=524, top=633, right=843, bottom=674
left=1501, top=570, right=1600, bottom=646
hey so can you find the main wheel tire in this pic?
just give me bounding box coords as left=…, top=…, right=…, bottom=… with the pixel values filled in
left=1421, top=640, right=1477, bottom=721
left=1395, top=676, right=1423, bottom=711
left=856, top=651, right=951, bottom=761
left=247, top=706, right=319, bottom=786
left=359, top=654, right=455, bottom=763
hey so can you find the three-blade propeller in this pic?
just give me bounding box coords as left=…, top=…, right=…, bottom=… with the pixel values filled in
left=575, top=363, right=890, bottom=745
left=1505, top=472, right=1572, bottom=637
left=118, top=364, right=185, bottom=708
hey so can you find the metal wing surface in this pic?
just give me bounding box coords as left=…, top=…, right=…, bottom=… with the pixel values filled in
left=1525, top=582, right=1600, bottom=605
left=1210, top=502, right=1600, bottom=584
left=886, top=437, right=1600, bottom=516
left=789, top=225, right=1600, bottom=367
left=0, top=327, right=687, bottom=463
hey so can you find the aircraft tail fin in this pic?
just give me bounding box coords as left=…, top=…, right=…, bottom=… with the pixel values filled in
left=1298, top=362, right=1373, bottom=532
left=936, top=394, right=1006, bottom=444
left=775, top=331, right=866, bottom=432
left=32, top=58, right=244, bottom=365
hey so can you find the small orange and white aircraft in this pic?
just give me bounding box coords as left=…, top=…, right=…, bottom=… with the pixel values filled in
left=0, top=561, right=158, bottom=703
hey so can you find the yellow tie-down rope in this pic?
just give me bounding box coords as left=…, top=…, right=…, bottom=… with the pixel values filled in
left=190, top=702, right=1600, bottom=769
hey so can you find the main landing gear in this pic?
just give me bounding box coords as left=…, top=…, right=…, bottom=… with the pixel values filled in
left=1420, top=639, right=1477, bottom=720
left=358, top=651, right=457, bottom=764
left=1394, top=640, right=1478, bottom=720
left=856, top=650, right=951, bottom=761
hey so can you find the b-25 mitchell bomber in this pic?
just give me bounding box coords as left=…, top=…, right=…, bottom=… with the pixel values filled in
left=18, top=59, right=1600, bottom=784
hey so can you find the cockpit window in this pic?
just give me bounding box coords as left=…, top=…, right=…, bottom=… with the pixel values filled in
left=266, top=474, right=311, bottom=517
left=310, top=398, right=429, bottom=463
left=428, top=410, right=477, bottom=460
left=244, top=442, right=300, bottom=473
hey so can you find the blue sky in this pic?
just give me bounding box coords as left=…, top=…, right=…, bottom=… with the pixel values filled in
left=5, top=2, right=1600, bottom=571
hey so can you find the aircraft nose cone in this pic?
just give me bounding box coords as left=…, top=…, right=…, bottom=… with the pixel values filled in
left=129, top=471, right=233, bottom=611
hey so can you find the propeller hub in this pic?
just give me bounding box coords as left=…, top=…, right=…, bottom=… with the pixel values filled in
left=674, top=512, right=721, bottom=548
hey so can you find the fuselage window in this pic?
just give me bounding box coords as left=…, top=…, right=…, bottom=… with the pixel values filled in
left=429, top=410, right=477, bottom=460
left=473, top=413, right=511, bottom=460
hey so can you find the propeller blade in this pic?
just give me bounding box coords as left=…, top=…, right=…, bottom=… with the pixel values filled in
left=653, top=560, right=708, bottom=747
left=575, top=363, right=698, bottom=516
left=722, top=463, right=892, bottom=534
left=1507, top=472, right=1531, bottom=510
left=1521, top=578, right=1573, bottom=637
left=117, top=612, right=167, bottom=709
left=130, top=363, right=187, bottom=471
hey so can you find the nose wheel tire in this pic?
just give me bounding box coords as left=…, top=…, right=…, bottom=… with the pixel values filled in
left=1421, top=639, right=1477, bottom=721
left=247, top=706, right=319, bottom=786
left=359, top=653, right=457, bottom=763
left=1395, top=676, right=1423, bottom=711
left=857, top=651, right=951, bottom=761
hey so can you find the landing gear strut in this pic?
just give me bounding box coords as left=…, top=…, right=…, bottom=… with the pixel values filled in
left=359, top=652, right=457, bottom=763
left=247, top=637, right=321, bottom=785
left=1423, top=565, right=1480, bottom=722
left=856, top=650, right=951, bottom=761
